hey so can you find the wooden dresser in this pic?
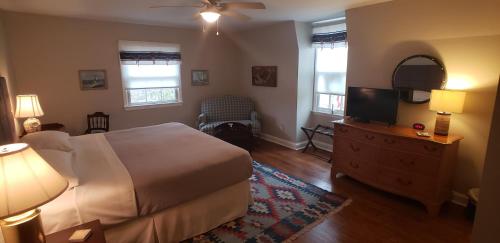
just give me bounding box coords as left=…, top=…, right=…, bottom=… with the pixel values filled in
left=331, top=119, right=463, bottom=216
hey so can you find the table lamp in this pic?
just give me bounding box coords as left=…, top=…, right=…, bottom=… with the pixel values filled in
left=0, top=143, right=68, bottom=243
left=15, top=94, right=44, bottom=133
left=429, top=89, right=466, bottom=136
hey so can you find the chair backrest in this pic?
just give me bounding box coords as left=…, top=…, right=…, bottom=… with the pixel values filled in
left=86, top=112, right=109, bottom=134
left=201, top=96, right=255, bottom=122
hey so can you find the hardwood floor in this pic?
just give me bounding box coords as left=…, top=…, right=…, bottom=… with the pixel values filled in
left=251, top=139, right=472, bottom=243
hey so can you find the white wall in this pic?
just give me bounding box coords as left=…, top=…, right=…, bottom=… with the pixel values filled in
left=2, top=12, right=241, bottom=135
left=472, top=77, right=500, bottom=243
left=230, top=21, right=300, bottom=142
left=345, top=0, right=500, bottom=194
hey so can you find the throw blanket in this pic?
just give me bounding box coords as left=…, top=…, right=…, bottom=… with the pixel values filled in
left=105, top=122, right=253, bottom=216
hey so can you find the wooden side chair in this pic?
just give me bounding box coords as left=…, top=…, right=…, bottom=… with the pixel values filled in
left=85, top=112, right=109, bottom=134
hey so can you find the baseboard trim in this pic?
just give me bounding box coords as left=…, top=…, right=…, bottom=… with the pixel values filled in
left=260, top=133, right=333, bottom=152
left=451, top=191, right=468, bottom=207
left=259, top=133, right=303, bottom=150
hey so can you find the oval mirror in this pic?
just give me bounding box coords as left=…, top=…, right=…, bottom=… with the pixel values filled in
left=392, top=55, right=446, bottom=104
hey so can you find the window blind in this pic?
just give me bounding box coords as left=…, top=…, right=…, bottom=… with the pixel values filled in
left=312, top=22, right=347, bottom=48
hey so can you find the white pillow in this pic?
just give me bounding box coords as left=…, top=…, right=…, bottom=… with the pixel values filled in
left=21, top=131, right=73, bottom=152
left=36, top=149, right=79, bottom=190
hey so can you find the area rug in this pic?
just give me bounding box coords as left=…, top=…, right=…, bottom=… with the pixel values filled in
left=185, top=161, right=351, bottom=243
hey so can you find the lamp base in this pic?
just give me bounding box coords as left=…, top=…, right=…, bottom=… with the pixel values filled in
left=23, top=117, right=42, bottom=134
left=0, top=209, right=46, bottom=243
left=434, top=112, right=451, bottom=136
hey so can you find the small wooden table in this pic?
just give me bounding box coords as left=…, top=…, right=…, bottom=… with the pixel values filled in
left=46, top=220, right=106, bottom=243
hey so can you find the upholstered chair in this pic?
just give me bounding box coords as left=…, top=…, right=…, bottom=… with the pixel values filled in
left=198, top=96, right=261, bottom=136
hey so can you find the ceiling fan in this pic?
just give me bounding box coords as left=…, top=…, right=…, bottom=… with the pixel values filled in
left=150, top=0, right=266, bottom=24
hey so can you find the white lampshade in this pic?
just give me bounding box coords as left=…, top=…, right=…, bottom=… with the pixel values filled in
left=15, top=94, right=44, bottom=118
left=0, top=143, right=68, bottom=219
left=200, top=11, right=221, bottom=23
left=429, top=89, right=466, bottom=114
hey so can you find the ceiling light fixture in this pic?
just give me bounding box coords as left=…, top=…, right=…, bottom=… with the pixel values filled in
left=200, top=10, right=221, bottom=23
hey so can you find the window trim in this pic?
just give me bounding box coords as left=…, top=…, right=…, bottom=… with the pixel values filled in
left=312, top=47, right=348, bottom=115
left=119, top=40, right=183, bottom=110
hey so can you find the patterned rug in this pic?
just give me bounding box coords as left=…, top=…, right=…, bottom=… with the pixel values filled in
left=185, top=161, right=351, bottom=243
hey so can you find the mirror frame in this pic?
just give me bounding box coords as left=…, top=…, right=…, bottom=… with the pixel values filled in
left=392, top=54, right=447, bottom=104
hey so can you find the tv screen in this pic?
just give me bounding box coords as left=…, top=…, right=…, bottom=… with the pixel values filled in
left=346, top=87, right=399, bottom=125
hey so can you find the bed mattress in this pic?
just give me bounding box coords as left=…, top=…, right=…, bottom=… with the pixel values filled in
left=104, top=122, right=253, bottom=216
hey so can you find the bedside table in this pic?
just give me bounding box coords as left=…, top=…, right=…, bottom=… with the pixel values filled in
left=46, top=220, right=106, bottom=243
left=21, top=123, right=66, bottom=137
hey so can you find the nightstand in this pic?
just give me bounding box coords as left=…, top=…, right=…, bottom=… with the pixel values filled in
left=45, top=220, right=106, bottom=243
left=21, top=123, right=66, bottom=137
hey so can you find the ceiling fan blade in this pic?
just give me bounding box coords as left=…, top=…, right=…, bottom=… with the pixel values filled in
left=150, top=3, right=203, bottom=8
left=221, top=10, right=251, bottom=21
left=221, top=2, right=265, bottom=10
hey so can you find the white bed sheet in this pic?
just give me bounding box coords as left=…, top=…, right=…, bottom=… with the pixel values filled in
left=41, top=133, right=138, bottom=234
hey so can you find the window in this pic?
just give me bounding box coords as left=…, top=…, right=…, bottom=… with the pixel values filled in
left=312, top=21, right=348, bottom=115
left=119, top=41, right=182, bottom=109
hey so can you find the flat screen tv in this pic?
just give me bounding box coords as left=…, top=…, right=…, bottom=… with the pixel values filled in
left=346, top=87, right=399, bottom=125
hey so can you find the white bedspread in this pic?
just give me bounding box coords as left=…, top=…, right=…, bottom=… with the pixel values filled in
left=42, top=133, right=137, bottom=234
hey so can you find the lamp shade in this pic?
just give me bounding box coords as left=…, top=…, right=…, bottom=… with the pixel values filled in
left=429, top=89, right=466, bottom=113
left=15, top=94, right=44, bottom=118
left=0, top=143, right=68, bottom=219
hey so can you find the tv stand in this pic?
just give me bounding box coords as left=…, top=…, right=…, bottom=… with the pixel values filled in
left=331, top=119, right=463, bottom=216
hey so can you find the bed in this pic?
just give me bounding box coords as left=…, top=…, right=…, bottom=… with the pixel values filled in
left=19, top=122, right=253, bottom=243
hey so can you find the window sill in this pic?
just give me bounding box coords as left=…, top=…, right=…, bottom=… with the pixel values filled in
left=124, top=102, right=183, bottom=111
left=311, top=110, right=344, bottom=120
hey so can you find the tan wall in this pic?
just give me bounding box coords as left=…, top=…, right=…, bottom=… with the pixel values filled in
left=472, top=77, right=500, bottom=243
left=0, top=16, right=17, bottom=135
left=295, top=22, right=315, bottom=142
left=2, top=12, right=241, bottom=135
left=346, top=0, right=500, bottom=193
left=229, top=22, right=299, bottom=141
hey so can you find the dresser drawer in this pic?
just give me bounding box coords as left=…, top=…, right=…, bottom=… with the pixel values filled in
left=376, top=168, right=435, bottom=198
left=334, top=137, right=376, bottom=161
left=333, top=149, right=377, bottom=182
left=399, top=139, right=444, bottom=158
left=378, top=149, right=441, bottom=175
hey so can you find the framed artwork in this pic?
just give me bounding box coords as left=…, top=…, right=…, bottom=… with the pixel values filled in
left=252, top=66, right=277, bottom=87
left=79, top=70, right=107, bottom=90
left=191, top=70, right=209, bottom=86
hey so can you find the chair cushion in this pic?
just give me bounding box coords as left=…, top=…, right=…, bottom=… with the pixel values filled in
left=201, top=96, right=255, bottom=122
left=200, top=120, right=261, bottom=136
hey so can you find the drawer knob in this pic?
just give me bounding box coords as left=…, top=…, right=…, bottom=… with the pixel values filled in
left=365, top=134, right=375, bottom=140
left=396, top=178, right=413, bottom=186
left=349, top=143, right=360, bottom=152
left=349, top=161, right=359, bottom=169
left=384, top=138, right=396, bottom=144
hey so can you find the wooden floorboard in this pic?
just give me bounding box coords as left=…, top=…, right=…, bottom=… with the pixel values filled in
left=251, top=139, right=472, bottom=243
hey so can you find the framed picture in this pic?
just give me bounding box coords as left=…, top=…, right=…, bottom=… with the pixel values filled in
left=191, top=70, right=209, bottom=86
left=252, top=66, right=277, bottom=87
left=79, top=70, right=107, bottom=90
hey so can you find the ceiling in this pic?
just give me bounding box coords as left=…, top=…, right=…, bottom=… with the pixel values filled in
left=0, top=0, right=391, bottom=30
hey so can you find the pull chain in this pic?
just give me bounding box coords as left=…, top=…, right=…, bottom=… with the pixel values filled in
left=216, top=19, right=219, bottom=36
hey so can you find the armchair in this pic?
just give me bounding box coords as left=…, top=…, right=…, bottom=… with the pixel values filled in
left=198, top=96, right=261, bottom=136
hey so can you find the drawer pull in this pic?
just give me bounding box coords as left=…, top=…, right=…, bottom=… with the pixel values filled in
left=399, top=158, right=415, bottom=166
left=396, top=178, right=413, bottom=186
left=423, top=145, right=438, bottom=152
left=349, top=161, right=359, bottom=169
left=365, top=134, right=375, bottom=140
left=349, top=143, right=360, bottom=152
left=384, top=138, right=396, bottom=144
